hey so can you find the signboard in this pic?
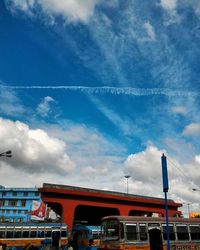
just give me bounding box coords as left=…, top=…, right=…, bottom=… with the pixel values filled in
left=31, top=200, right=47, bottom=221
left=189, top=212, right=200, bottom=218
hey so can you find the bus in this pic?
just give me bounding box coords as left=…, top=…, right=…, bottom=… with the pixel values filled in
left=72, top=224, right=101, bottom=250
left=99, top=216, right=200, bottom=250
left=0, top=223, right=68, bottom=249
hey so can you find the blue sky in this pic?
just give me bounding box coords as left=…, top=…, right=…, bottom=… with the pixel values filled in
left=1, top=0, right=200, bottom=216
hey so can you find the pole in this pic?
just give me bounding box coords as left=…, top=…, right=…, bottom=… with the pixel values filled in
left=161, top=154, right=170, bottom=250
left=164, top=191, right=170, bottom=250
left=124, top=175, right=130, bottom=194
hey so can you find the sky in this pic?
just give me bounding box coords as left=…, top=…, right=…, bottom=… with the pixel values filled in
left=1, top=0, right=200, bottom=217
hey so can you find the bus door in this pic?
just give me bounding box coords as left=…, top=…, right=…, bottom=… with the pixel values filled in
left=148, top=223, right=163, bottom=250
left=52, top=230, right=61, bottom=250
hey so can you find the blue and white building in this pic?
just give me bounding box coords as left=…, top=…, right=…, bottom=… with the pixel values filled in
left=0, top=186, right=41, bottom=222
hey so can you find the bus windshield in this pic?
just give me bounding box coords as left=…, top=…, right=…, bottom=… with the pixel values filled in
left=101, top=220, right=119, bottom=240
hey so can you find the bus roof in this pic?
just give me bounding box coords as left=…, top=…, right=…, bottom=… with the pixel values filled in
left=101, top=216, right=200, bottom=224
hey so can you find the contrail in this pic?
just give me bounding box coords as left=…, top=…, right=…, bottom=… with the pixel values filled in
left=2, top=85, right=200, bottom=97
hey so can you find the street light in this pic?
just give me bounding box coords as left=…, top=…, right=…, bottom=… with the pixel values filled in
left=0, top=150, right=12, bottom=158
left=124, top=175, right=131, bottom=194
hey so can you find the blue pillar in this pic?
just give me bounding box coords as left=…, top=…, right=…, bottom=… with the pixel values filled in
left=161, top=153, right=170, bottom=250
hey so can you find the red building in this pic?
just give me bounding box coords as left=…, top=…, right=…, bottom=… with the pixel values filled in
left=39, top=183, right=182, bottom=232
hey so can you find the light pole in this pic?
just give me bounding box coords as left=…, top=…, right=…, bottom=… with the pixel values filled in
left=182, top=203, right=191, bottom=218
left=124, top=175, right=131, bottom=194
left=0, top=150, right=12, bottom=158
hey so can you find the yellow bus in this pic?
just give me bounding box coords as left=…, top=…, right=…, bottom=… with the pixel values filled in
left=0, top=223, right=68, bottom=249
left=99, top=216, right=200, bottom=250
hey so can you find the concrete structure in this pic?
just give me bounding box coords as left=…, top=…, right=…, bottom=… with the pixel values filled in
left=39, top=183, right=182, bottom=232
left=0, top=186, right=41, bottom=222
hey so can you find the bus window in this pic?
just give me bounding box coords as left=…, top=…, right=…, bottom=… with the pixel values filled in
left=125, top=224, right=137, bottom=241
left=7, top=227, right=14, bottom=239
left=0, top=227, right=6, bottom=238
left=30, top=228, right=37, bottom=238
left=61, top=229, right=67, bottom=238
left=45, top=228, right=52, bottom=238
left=14, top=227, right=22, bottom=238
left=190, top=225, right=200, bottom=240
left=176, top=225, right=189, bottom=241
left=101, top=219, right=119, bottom=239
left=38, top=228, right=45, bottom=238
left=22, top=227, right=30, bottom=238
left=139, top=224, right=147, bottom=241
left=162, top=224, right=175, bottom=241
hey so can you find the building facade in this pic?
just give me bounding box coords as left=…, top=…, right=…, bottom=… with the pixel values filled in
left=0, top=186, right=41, bottom=222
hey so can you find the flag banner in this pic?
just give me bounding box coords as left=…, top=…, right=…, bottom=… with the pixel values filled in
left=31, top=200, right=47, bottom=221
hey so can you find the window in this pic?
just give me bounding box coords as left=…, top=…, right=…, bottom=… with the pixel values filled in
left=13, top=192, right=17, bottom=196
left=30, top=229, right=37, bottom=238
left=8, top=200, right=17, bottom=206
left=21, top=200, right=26, bottom=207
left=2, top=192, right=6, bottom=197
left=14, top=228, right=22, bottom=238
left=45, top=229, right=52, bottom=238
left=38, top=229, right=45, bottom=238
left=23, top=192, right=28, bottom=197
left=34, top=192, right=39, bottom=196
left=13, top=210, right=16, bottom=214
left=0, top=200, right=4, bottom=206
left=7, top=210, right=10, bottom=214
left=162, top=224, right=175, bottom=241
left=101, top=220, right=119, bottom=239
left=18, top=210, right=21, bottom=214
left=139, top=224, right=147, bottom=241
left=176, top=225, right=189, bottom=240
left=1, top=210, right=5, bottom=214
left=126, top=224, right=137, bottom=241
left=7, top=229, right=14, bottom=238
left=190, top=225, right=200, bottom=240
left=0, top=228, right=6, bottom=238
left=22, top=228, right=30, bottom=238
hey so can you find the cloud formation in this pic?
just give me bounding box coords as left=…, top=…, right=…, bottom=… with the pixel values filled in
left=0, top=118, right=75, bottom=174
left=183, top=123, right=200, bottom=136
left=5, top=0, right=98, bottom=23
left=37, top=96, right=55, bottom=117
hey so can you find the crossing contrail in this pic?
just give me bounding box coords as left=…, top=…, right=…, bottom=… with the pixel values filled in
left=2, top=85, right=200, bottom=97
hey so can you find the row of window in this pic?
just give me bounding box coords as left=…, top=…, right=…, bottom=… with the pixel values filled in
left=0, top=218, right=23, bottom=223
left=124, top=223, right=200, bottom=241
left=1, top=209, right=29, bottom=214
left=0, top=227, right=67, bottom=239
left=0, top=200, right=26, bottom=207
left=0, top=191, right=39, bottom=197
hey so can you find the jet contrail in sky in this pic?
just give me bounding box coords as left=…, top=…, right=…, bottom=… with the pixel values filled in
left=2, top=85, right=200, bottom=97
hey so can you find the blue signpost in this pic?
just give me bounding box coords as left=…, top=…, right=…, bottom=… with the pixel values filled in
left=161, top=153, right=170, bottom=250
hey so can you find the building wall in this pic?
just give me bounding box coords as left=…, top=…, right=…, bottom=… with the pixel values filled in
left=0, top=186, right=41, bottom=222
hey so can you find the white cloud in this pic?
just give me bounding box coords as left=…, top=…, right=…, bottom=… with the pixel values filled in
left=123, top=144, right=200, bottom=210
left=37, top=96, right=55, bottom=117
left=5, top=0, right=98, bottom=23
left=171, top=106, right=187, bottom=115
left=144, top=21, right=156, bottom=41
left=0, top=85, right=25, bottom=117
left=0, top=117, right=75, bottom=175
left=160, top=0, right=177, bottom=11
left=159, top=0, right=181, bottom=25
left=124, top=144, right=164, bottom=187
left=183, top=123, right=200, bottom=136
